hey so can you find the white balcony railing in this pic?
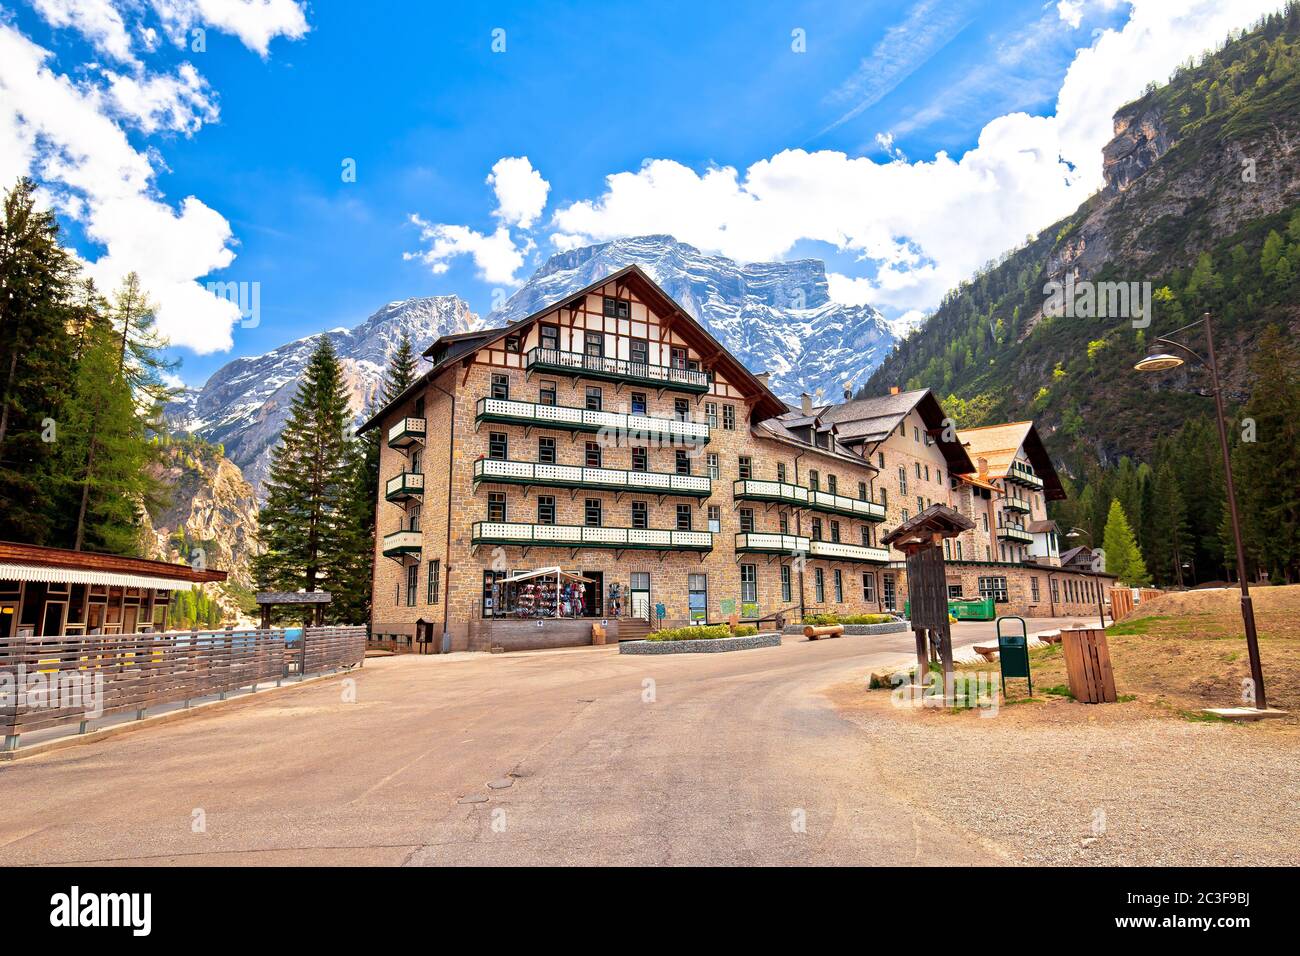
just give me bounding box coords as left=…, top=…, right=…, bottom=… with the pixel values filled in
left=474, top=458, right=711, bottom=496
left=385, top=471, right=425, bottom=500
left=526, top=347, right=712, bottom=392
left=808, top=540, right=890, bottom=563
left=997, top=524, right=1034, bottom=543
left=382, top=530, right=422, bottom=556
left=472, top=522, right=713, bottom=551
left=387, top=417, right=426, bottom=448
left=734, top=532, right=810, bottom=554
left=476, top=398, right=709, bottom=443
left=808, top=489, right=887, bottom=521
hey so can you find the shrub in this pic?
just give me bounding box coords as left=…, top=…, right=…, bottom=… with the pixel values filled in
left=733, top=624, right=758, bottom=636
left=800, top=613, right=893, bottom=626
left=647, top=623, right=760, bottom=641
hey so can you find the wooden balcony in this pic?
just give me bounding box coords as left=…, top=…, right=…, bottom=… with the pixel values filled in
left=474, top=458, right=711, bottom=498
left=1001, top=498, right=1031, bottom=514
left=1006, top=461, right=1043, bottom=489
left=731, top=479, right=885, bottom=520
left=385, top=471, right=425, bottom=502
left=475, top=397, right=710, bottom=444
left=734, top=532, right=810, bottom=555
left=472, top=522, right=713, bottom=552
left=996, top=524, right=1033, bottom=543
left=807, top=489, right=886, bottom=521
left=387, top=417, right=426, bottom=450
left=526, top=347, right=711, bottom=394
left=808, top=540, right=890, bottom=564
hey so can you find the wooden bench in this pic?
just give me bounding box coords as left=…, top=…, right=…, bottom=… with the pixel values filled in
left=803, top=624, right=845, bottom=640
left=972, top=644, right=999, bottom=662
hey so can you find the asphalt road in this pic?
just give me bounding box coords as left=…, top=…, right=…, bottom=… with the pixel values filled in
left=0, top=619, right=1076, bottom=866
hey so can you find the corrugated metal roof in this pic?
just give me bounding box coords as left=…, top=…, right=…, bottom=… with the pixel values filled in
left=0, top=563, right=193, bottom=591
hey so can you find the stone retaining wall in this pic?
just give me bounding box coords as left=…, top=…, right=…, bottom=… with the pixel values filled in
left=781, top=621, right=909, bottom=636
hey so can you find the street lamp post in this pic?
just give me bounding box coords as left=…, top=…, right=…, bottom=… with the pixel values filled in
left=1135, top=311, right=1268, bottom=711
left=1065, top=528, right=1108, bottom=631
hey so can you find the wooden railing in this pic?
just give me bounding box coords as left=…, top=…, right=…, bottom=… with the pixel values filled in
left=1, top=625, right=366, bottom=750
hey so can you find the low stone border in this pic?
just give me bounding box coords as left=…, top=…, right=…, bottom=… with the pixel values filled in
left=619, top=632, right=782, bottom=654
left=781, top=621, right=909, bottom=637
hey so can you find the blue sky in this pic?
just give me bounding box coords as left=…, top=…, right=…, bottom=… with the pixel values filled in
left=1, top=0, right=1280, bottom=386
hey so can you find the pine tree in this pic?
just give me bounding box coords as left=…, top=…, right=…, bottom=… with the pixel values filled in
left=1149, top=462, right=1190, bottom=586
left=1103, top=499, right=1151, bottom=586
left=333, top=333, right=421, bottom=625
left=254, top=336, right=359, bottom=623
left=1233, top=326, right=1300, bottom=582
left=0, top=179, right=78, bottom=542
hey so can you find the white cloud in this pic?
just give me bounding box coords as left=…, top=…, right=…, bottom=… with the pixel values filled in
left=1058, top=1, right=1086, bottom=29
left=148, top=0, right=310, bottom=56
left=31, top=0, right=137, bottom=64
left=102, top=63, right=218, bottom=134
left=404, top=216, right=533, bottom=287
left=550, top=0, right=1283, bottom=314
left=0, top=23, right=239, bottom=352
left=487, top=156, right=550, bottom=229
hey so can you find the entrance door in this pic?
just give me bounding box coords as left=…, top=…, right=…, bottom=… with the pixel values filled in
left=123, top=605, right=139, bottom=634
left=630, top=573, right=651, bottom=621
left=41, top=601, right=67, bottom=636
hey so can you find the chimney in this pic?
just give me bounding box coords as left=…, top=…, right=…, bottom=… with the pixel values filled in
left=754, top=371, right=770, bottom=387
left=977, top=457, right=988, bottom=478
left=800, top=392, right=813, bottom=416
left=889, top=386, right=900, bottom=395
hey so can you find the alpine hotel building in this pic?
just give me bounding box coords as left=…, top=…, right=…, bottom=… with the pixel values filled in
left=361, top=267, right=1115, bottom=652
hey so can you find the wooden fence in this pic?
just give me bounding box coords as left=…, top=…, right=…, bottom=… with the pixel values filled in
left=1110, top=588, right=1164, bottom=620
left=1, top=625, right=366, bottom=750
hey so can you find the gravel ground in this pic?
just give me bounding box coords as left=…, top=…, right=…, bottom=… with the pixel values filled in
left=827, top=684, right=1299, bottom=865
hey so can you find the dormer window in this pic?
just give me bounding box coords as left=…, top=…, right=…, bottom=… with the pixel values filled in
left=504, top=334, right=521, bottom=354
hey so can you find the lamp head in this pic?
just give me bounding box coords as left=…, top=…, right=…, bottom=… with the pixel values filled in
left=1135, top=352, right=1185, bottom=372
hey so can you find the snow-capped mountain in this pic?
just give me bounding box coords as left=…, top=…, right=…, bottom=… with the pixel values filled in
left=166, top=296, right=480, bottom=494
left=491, top=235, right=899, bottom=402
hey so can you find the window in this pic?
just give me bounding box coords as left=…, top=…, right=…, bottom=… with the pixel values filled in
left=586, top=441, right=602, bottom=468
left=488, top=432, right=507, bottom=460
left=631, top=391, right=647, bottom=415
left=814, top=568, right=825, bottom=603
left=914, top=462, right=922, bottom=480
left=980, top=513, right=989, bottom=532
left=779, top=512, right=789, bottom=534
left=488, top=493, right=506, bottom=522
left=862, top=572, right=876, bottom=602
left=674, top=398, right=689, bottom=422
left=688, top=574, right=708, bottom=622
left=585, top=386, right=603, bottom=411
left=631, top=339, right=649, bottom=366
left=777, top=462, right=788, bottom=483
left=917, top=496, right=924, bottom=513
left=830, top=520, right=841, bottom=543
left=406, top=563, right=418, bottom=607
left=781, top=565, right=792, bottom=602
left=1031, top=577, right=1040, bottom=603
left=827, top=475, right=837, bottom=496
left=924, top=465, right=930, bottom=481
left=411, top=449, right=422, bottom=474
left=585, top=498, right=602, bottom=527
left=631, top=501, right=648, bottom=529
left=833, top=569, right=843, bottom=603
left=414, top=396, right=425, bottom=417
left=858, top=481, right=867, bottom=501
left=880, top=487, right=887, bottom=507
left=632, top=446, right=648, bottom=471
left=584, top=330, right=604, bottom=357
left=956, top=540, right=962, bottom=560
left=705, top=402, right=718, bottom=428
left=706, top=453, right=719, bottom=479
left=539, top=380, right=557, bottom=406
left=738, top=456, right=752, bottom=480
left=675, top=449, right=691, bottom=475
left=947, top=584, right=963, bottom=600
left=670, top=346, right=687, bottom=369
left=539, top=437, right=556, bottom=464
left=707, top=505, right=721, bottom=533
left=427, top=560, right=440, bottom=604
left=740, top=564, right=757, bottom=605
left=811, top=518, right=823, bottom=541
left=722, top=404, right=735, bottom=430
left=978, top=576, right=1009, bottom=603
left=540, top=323, right=559, bottom=352
left=913, top=426, right=920, bottom=443
left=1051, top=578, right=1060, bottom=604
left=537, top=495, right=555, bottom=525
left=406, top=504, right=421, bottom=532
left=490, top=373, right=509, bottom=400
left=883, top=573, right=897, bottom=612
left=808, top=470, right=819, bottom=492
left=504, top=334, right=521, bottom=354
left=877, top=452, right=885, bottom=468
left=901, top=509, right=909, bottom=523
left=676, top=504, right=692, bottom=531
left=739, top=508, right=754, bottom=533
left=898, top=466, right=908, bottom=496
left=602, top=296, right=630, bottom=319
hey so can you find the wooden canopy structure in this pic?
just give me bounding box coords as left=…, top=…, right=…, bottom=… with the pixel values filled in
left=883, top=506, right=975, bottom=700
left=256, top=591, right=331, bottom=628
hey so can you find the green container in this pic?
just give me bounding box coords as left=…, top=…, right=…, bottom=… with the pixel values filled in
left=902, top=597, right=995, bottom=622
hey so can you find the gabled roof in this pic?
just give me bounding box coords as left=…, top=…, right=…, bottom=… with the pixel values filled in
left=752, top=418, right=877, bottom=471
left=957, top=421, right=1064, bottom=501
left=814, top=388, right=975, bottom=475
left=359, top=265, right=787, bottom=433
left=881, top=504, right=975, bottom=549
